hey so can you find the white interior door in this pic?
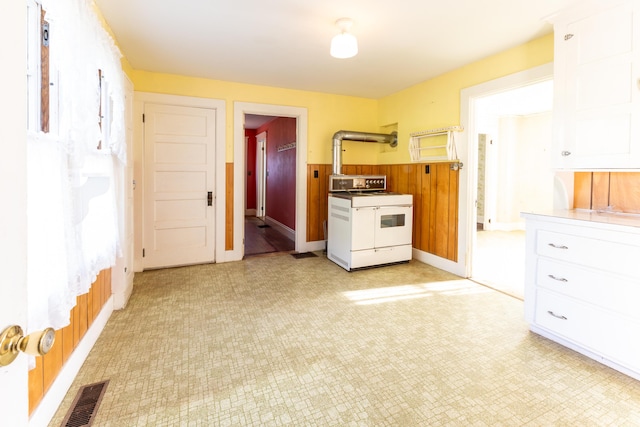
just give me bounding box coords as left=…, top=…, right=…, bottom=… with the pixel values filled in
left=256, top=131, right=267, bottom=219
left=0, top=1, right=28, bottom=422
left=143, top=103, right=216, bottom=269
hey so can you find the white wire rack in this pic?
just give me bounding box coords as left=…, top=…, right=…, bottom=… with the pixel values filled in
left=409, top=126, right=463, bottom=162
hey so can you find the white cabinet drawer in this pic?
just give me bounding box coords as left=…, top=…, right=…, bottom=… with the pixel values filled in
left=536, top=229, right=640, bottom=278
left=537, top=258, right=640, bottom=319
left=535, top=289, right=640, bottom=370
left=535, top=289, right=602, bottom=350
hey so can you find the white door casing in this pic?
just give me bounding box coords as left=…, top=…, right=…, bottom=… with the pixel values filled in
left=112, top=75, right=135, bottom=308
left=233, top=102, right=314, bottom=261
left=143, top=102, right=217, bottom=269
left=256, top=131, right=267, bottom=219
left=458, top=63, right=554, bottom=278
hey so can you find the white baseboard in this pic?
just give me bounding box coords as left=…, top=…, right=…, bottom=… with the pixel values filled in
left=265, top=216, right=295, bottom=241
left=412, top=248, right=466, bottom=277
left=29, top=297, right=114, bottom=427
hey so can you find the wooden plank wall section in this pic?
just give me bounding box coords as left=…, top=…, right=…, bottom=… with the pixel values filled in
left=574, top=172, right=640, bottom=212
left=28, top=269, right=111, bottom=414
left=307, top=162, right=459, bottom=262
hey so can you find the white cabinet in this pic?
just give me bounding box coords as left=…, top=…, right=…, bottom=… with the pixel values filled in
left=551, top=0, right=640, bottom=169
left=523, top=211, right=640, bottom=380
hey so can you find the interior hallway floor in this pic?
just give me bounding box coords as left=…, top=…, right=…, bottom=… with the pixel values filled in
left=244, top=216, right=295, bottom=257
left=49, top=254, right=640, bottom=426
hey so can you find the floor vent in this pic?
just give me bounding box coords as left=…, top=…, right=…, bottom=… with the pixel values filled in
left=60, top=380, right=109, bottom=427
left=291, top=252, right=318, bottom=259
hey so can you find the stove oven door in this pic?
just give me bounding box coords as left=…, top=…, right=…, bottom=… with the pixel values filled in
left=374, top=205, right=413, bottom=248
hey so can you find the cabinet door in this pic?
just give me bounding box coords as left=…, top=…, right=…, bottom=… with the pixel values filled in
left=553, top=1, right=640, bottom=169
left=351, top=207, right=376, bottom=250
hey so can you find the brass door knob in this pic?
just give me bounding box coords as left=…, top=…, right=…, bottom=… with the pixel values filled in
left=0, top=325, right=56, bottom=367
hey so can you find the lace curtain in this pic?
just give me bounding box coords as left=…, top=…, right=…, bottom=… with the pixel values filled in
left=27, top=0, right=126, bottom=333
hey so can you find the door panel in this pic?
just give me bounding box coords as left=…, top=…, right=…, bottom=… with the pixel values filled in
left=144, top=103, right=216, bottom=268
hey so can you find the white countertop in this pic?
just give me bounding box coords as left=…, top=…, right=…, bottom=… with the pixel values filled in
left=521, top=209, right=640, bottom=229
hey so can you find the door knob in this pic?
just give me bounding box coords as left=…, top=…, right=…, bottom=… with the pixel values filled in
left=0, top=325, right=56, bottom=366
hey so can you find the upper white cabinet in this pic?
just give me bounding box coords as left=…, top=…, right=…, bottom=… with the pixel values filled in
left=551, top=0, right=640, bottom=169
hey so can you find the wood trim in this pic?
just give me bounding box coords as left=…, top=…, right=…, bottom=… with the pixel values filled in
left=576, top=171, right=640, bottom=213
left=573, top=172, right=593, bottom=209
left=40, top=9, right=49, bottom=133
left=610, top=172, right=640, bottom=212
left=28, top=357, right=44, bottom=414
left=29, top=269, right=111, bottom=414
left=591, top=172, right=610, bottom=210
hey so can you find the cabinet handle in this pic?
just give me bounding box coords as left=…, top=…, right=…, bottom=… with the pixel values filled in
left=548, top=243, right=568, bottom=249
left=564, top=33, right=574, bottom=41
left=547, top=311, right=568, bottom=320
left=548, top=274, right=568, bottom=282
left=561, top=151, right=571, bottom=157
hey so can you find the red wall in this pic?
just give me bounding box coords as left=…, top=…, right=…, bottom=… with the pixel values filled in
left=245, top=129, right=257, bottom=210
left=256, top=117, right=296, bottom=230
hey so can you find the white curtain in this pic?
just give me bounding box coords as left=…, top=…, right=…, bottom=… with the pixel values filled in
left=27, top=0, right=126, bottom=333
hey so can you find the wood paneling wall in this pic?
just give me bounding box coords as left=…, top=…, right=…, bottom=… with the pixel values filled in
left=574, top=172, right=640, bottom=212
left=28, top=269, right=111, bottom=414
left=307, top=163, right=459, bottom=262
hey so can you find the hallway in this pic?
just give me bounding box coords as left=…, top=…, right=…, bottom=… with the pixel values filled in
left=244, top=216, right=295, bottom=257
left=49, top=255, right=640, bottom=425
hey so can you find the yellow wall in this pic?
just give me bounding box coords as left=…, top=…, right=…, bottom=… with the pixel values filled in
left=130, top=71, right=379, bottom=164
left=126, top=33, right=553, bottom=165
left=376, top=33, right=554, bottom=165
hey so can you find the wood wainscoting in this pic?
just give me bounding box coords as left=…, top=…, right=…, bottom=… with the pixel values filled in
left=574, top=172, right=640, bottom=212
left=28, top=269, right=111, bottom=414
left=307, top=163, right=459, bottom=262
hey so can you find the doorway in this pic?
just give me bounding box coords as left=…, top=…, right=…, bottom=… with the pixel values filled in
left=459, top=63, right=567, bottom=298
left=471, top=80, right=555, bottom=299
left=244, top=114, right=295, bottom=256
left=233, top=102, right=312, bottom=261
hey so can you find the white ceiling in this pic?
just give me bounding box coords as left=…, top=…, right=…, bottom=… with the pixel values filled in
left=96, top=0, right=581, bottom=99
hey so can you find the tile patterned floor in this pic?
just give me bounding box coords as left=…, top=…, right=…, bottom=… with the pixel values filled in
left=49, top=254, right=640, bottom=426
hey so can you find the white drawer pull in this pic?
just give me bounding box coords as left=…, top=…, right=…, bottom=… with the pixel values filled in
left=547, top=310, right=568, bottom=320
left=548, top=274, right=568, bottom=282
left=548, top=243, right=568, bottom=249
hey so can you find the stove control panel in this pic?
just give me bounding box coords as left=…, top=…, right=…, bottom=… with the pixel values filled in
left=329, top=175, right=387, bottom=192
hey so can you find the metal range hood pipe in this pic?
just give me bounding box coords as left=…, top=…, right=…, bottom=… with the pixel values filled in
left=332, top=130, right=398, bottom=175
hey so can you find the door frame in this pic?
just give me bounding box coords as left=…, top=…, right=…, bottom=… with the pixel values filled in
left=458, top=63, right=554, bottom=277
left=134, top=92, right=226, bottom=269
left=233, top=103, right=313, bottom=259
left=255, top=131, right=267, bottom=219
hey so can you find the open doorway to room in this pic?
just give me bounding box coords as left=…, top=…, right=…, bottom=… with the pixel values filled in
left=470, top=79, right=555, bottom=299
left=243, top=114, right=296, bottom=257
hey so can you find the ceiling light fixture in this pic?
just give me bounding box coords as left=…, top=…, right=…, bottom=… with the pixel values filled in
left=330, top=18, right=358, bottom=59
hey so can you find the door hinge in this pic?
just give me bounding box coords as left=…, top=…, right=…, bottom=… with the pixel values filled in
left=142, top=113, right=145, bottom=123
left=142, top=248, right=145, bottom=257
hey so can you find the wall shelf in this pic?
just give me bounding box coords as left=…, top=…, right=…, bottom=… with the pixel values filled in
left=409, top=126, right=463, bottom=162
